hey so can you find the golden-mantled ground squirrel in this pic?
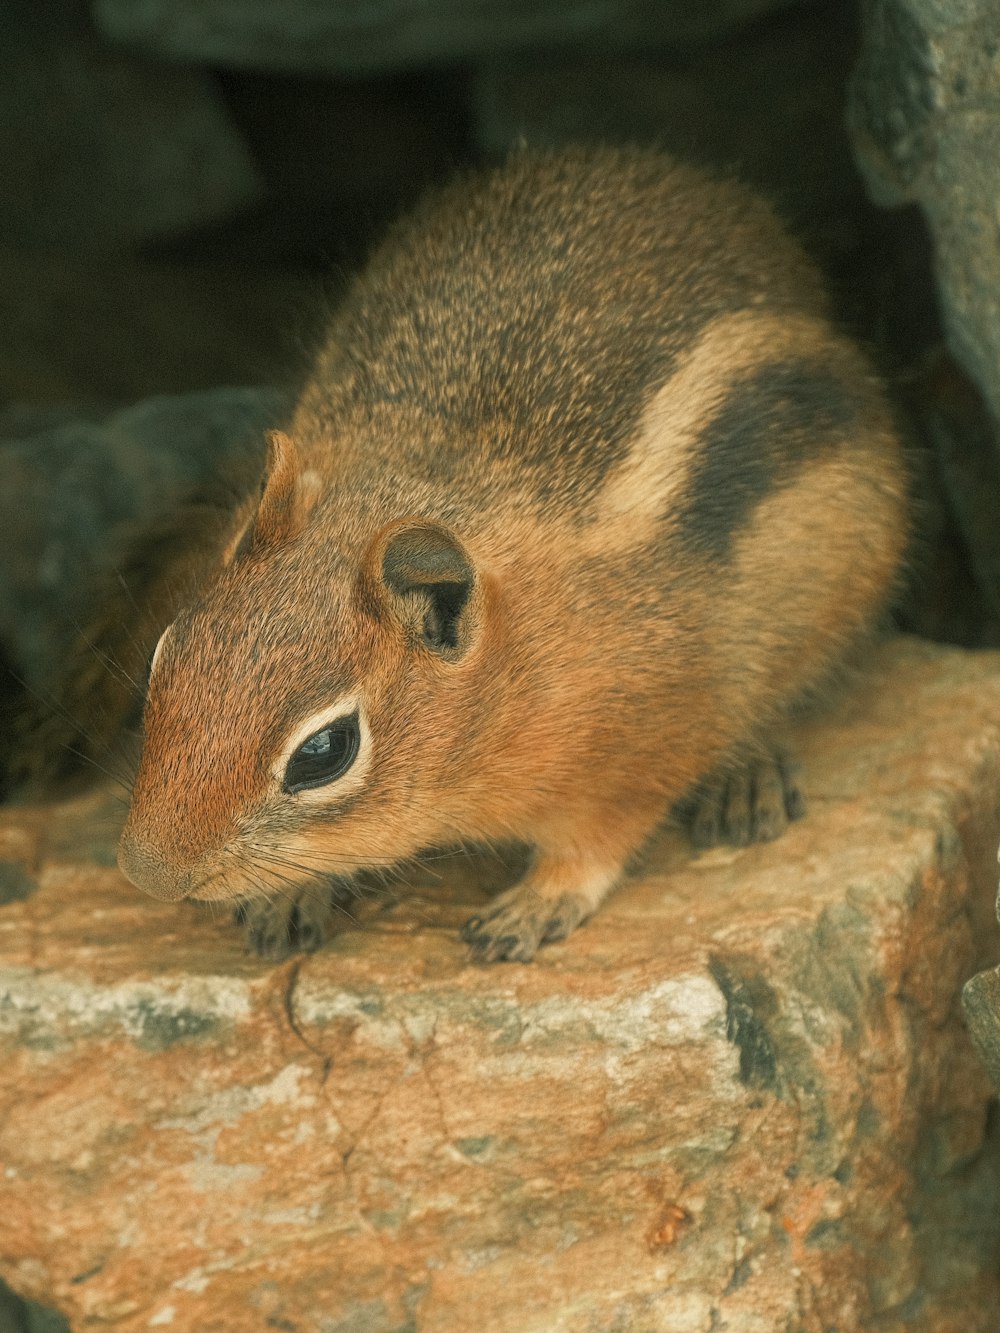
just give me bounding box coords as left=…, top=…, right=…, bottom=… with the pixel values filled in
left=118, top=146, right=907, bottom=963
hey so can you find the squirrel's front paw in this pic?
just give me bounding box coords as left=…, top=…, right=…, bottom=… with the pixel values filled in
left=462, top=886, right=589, bottom=963
left=236, top=879, right=359, bottom=960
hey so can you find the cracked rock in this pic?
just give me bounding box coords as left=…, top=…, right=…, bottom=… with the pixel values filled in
left=2, top=639, right=1000, bottom=1329
left=962, top=965, right=1000, bottom=1096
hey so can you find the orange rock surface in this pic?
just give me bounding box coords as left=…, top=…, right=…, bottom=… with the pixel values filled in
left=2, top=638, right=1000, bottom=1331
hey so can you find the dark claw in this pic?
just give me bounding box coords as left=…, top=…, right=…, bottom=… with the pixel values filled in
left=784, top=784, right=807, bottom=822
left=253, top=929, right=294, bottom=963
left=691, top=805, right=722, bottom=849
left=751, top=806, right=783, bottom=843
left=295, top=923, right=323, bottom=953
left=727, top=816, right=752, bottom=847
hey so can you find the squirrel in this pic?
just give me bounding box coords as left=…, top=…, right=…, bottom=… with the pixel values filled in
left=117, top=145, right=908, bottom=963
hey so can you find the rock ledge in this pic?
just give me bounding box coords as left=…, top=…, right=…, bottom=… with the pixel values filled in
left=2, top=638, right=1000, bottom=1331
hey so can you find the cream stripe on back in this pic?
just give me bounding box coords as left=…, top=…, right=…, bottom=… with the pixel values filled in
left=586, top=309, right=836, bottom=554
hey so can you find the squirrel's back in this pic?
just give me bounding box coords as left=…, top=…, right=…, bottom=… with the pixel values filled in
left=295, top=146, right=831, bottom=503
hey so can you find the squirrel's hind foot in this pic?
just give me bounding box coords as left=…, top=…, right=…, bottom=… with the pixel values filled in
left=676, top=747, right=806, bottom=850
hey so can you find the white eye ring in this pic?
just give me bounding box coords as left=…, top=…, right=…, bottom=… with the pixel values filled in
left=273, top=696, right=372, bottom=804
left=149, top=624, right=172, bottom=679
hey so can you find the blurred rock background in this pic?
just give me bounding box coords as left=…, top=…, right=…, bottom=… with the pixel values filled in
left=0, top=0, right=943, bottom=405
left=0, top=2, right=978, bottom=779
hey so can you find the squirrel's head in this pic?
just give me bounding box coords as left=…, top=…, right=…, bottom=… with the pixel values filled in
left=118, top=430, right=488, bottom=905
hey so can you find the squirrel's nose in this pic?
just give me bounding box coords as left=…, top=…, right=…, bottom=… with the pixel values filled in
left=117, top=830, right=195, bottom=902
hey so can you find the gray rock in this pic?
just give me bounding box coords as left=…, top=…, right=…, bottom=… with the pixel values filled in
left=0, top=0, right=262, bottom=250
left=0, top=1279, right=70, bottom=1333
left=849, top=0, right=1000, bottom=430
left=963, top=967, right=1000, bottom=1096
left=0, top=403, right=109, bottom=440
left=0, top=387, right=286, bottom=731
left=92, top=0, right=798, bottom=75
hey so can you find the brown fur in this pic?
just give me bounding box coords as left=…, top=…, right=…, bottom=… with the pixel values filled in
left=118, top=146, right=908, bottom=961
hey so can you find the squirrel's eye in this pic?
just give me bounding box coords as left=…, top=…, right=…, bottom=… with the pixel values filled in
left=283, top=712, right=360, bottom=794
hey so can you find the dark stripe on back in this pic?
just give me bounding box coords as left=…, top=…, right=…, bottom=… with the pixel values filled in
left=315, top=147, right=831, bottom=511
left=674, top=361, right=866, bottom=560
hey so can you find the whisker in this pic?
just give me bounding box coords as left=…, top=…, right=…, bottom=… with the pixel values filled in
left=74, top=634, right=142, bottom=694
left=246, top=856, right=369, bottom=928
left=114, top=568, right=143, bottom=616
left=7, top=679, right=139, bottom=801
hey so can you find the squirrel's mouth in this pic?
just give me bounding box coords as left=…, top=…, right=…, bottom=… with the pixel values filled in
left=185, top=874, right=233, bottom=903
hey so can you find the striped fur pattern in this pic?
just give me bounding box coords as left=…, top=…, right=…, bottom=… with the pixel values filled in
left=118, top=146, right=907, bottom=962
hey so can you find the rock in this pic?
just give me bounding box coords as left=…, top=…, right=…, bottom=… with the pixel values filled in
left=849, top=0, right=1000, bottom=432
left=2, top=638, right=1000, bottom=1329
left=474, top=8, right=860, bottom=238
left=92, top=0, right=796, bottom=76
left=0, top=1278, right=69, bottom=1333
left=962, top=966, right=1000, bottom=1095
left=0, top=387, right=284, bottom=692
left=0, top=404, right=110, bottom=440
left=0, top=388, right=288, bottom=791
left=0, top=0, right=262, bottom=251
left=209, top=70, right=474, bottom=269
left=901, top=349, right=1000, bottom=647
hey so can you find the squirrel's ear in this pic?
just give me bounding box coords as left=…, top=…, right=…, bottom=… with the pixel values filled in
left=227, top=431, right=319, bottom=563
left=366, top=519, right=476, bottom=656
